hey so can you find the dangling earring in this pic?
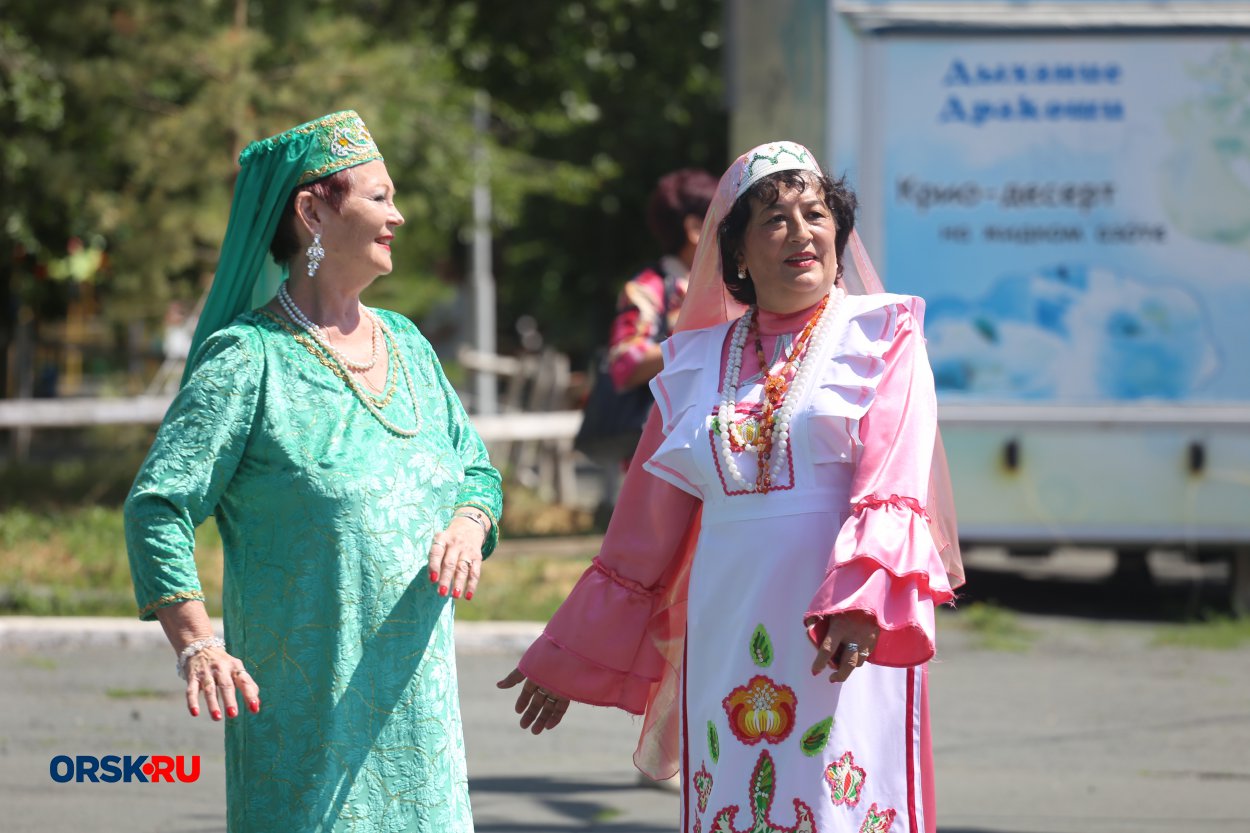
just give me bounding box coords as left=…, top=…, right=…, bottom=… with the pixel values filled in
left=736, top=265, right=748, bottom=281
left=306, top=233, right=325, bottom=278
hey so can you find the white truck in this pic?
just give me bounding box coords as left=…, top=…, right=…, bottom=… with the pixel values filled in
left=726, top=0, right=1250, bottom=610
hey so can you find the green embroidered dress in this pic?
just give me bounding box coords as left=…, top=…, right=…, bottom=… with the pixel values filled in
left=125, top=308, right=502, bottom=833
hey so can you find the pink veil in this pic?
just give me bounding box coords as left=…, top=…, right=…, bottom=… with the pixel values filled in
left=633, top=142, right=963, bottom=780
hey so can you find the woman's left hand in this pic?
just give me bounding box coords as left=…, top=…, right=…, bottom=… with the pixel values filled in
left=496, top=667, right=571, bottom=734
left=810, top=610, right=880, bottom=683
left=428, top=516, right=486, bottom=600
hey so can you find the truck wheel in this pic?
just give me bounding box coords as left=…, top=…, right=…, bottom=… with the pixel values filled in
left=1112, top=548, right=1153, bottom=586
left=1232, top=548, right=1250, bottom=617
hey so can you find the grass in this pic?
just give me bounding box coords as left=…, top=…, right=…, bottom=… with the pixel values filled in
left=0, top=499, right=590, bottom=619
left=0, top=506, right=224, bottom=617
left=0, top=426, right=599, bottom=617
left=1153, top=614, right=1250, bottom=650
left=500, top=482, right=595, bottom=538
left=0, top=442, right=151, bottom=511
left=946, top=601, right=1038, bottom=652
left=455, top=553, right=593, bottom=621
left=105, top=687, right=173, bottom=699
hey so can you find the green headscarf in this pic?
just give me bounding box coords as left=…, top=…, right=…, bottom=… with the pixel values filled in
left=182, top=109, right=383, bottom=385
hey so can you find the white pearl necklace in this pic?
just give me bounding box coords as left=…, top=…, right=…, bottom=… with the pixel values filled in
left=717, top=287, right=845, bottom=492
left=277, top=282, right=380, bottom=372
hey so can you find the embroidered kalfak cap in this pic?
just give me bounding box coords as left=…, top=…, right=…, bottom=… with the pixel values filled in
left=241, top=110, right=383, bottom=185
left=182, top=110, right=384, bottom=384
left=734, top=140, right=822, bottom=198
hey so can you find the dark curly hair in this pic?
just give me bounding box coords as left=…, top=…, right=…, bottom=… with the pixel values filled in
left=269, top=168, right=354, bottom=264
left=718, top=169, right=858, bottom=305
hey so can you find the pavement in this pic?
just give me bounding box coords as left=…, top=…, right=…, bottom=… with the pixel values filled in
left=2, top=548, right=1249, bottom=832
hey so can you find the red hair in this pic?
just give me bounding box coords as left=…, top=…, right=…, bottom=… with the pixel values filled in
left=646, top=168, right=717, bottom=255
left=269, top=169, right=353, bottom=263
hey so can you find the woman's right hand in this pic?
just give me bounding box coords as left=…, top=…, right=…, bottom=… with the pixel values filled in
left=496, top=667, right=570, bottom=734
left=182, top=646, right=261, bottom=721
left=154, top=601, right=261, bottom=720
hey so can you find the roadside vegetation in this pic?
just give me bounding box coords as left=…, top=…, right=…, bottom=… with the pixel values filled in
left=1154, top=614, right=1250, bottom=650
left=943, top=601, right=1039, bottom=652
left=0, top=443, right=595, bottom=619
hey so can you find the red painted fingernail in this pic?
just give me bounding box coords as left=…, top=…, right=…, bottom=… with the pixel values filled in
left=249, top=700, right=260, bottom=714
left=465, top=591, right=473, bottom=601
left=191, top=707, right=200, bottom=717
left=429, top=571, right=438, bottom=582
left=452, top=588, right=461, bottom=599
left=438, top=585, right=448, bottom=597
left=212, top=710, right=222, bottom=721
left=227, top=706, right=238, bottom=718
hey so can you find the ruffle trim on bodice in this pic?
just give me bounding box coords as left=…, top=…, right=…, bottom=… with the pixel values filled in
left=651, top=324, right=726, bottom=434
left=807, top=295, right=907, bottom=465
left=645, top=323, right=730, bottom=497
left=644, top=294, right=923, bottom=493
left=804, top=496, right=955, bottom=667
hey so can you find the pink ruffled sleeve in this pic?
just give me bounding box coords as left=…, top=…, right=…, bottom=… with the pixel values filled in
left=518, top=408, right=699, bottom=713
left=804, top=300, right=954, bottom=668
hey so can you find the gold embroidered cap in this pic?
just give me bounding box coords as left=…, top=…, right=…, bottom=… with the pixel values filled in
left=240, top=109, right=383, bottom=184
left=184, top=110, right=384, bottom=384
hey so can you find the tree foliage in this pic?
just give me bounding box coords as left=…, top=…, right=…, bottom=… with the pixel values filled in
left=1, top=0, right=725, bottom=386
left=411, top=0, right=728, bottom=355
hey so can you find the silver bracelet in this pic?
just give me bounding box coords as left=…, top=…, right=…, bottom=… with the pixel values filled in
left=176, top=637, right=226, bottom=681
left=453, top=511, right=489, bottom=535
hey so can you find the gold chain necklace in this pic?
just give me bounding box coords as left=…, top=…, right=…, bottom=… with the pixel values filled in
left=261, top=310, right=421, bottom=437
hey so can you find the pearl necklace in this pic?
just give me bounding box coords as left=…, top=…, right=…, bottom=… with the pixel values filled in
left=277, top=282, right=380, bottom=372
left=263, top=308, right=422, bottom=438
left=717, top=287, right=845, bottom=492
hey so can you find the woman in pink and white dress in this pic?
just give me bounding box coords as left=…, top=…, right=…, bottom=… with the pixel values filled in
left=500, top=141, right=965, bottom=833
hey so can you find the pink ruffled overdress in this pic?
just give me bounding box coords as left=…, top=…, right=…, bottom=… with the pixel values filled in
left=520, top=294, right=953, bottom=833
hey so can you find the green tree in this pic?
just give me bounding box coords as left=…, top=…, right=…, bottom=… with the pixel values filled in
left=1, top=0, right=726, bottom=396
left=406, top=0, right=729, bottom=357
left=1, top=0, right=598, bottom=385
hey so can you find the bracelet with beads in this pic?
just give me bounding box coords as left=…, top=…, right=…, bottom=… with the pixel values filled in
left=176, top=636, right=226, bottom=681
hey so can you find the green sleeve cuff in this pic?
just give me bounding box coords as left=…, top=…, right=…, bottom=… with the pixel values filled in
left=138, top=589, right=206, bottom=621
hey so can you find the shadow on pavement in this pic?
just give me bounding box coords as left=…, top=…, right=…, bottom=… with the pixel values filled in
left=471, top=775, right=651, bottom=796
left=471, top=776, right=673, bottom=832
left=953, top=553, right=1232, bottom=622
left=939, top=829, right=1049, bottom=833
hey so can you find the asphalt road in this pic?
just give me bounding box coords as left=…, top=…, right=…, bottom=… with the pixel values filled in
left=1, top=549, right=1247, bottom=832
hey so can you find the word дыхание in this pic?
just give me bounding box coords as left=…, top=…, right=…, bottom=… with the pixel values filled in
left=937, top=58, right=1124, bottom=126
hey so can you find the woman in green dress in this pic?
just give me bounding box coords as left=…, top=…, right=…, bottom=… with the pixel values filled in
left=125, top=110, right=502, bottom=832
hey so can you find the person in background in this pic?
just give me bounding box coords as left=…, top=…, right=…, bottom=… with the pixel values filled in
left=606, top=168, right=718, bottom=394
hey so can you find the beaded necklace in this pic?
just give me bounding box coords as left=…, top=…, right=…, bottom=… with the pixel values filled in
left=262, top=309, right=422, bottom=438
left=277, top=281, right=381, bottom=372
left=716, top=287, right=845, bottom=492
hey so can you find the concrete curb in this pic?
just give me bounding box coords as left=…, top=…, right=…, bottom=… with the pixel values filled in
left=0, top=616, right=544, bottom=655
